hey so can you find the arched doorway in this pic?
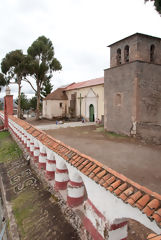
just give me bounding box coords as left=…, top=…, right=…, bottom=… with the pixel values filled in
left=89, top=104, right=95, bottom=122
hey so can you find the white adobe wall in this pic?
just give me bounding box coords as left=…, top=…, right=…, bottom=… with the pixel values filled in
left=42, top=100, right=67, bottom=119
left=0, top=112, right=161, bottom=240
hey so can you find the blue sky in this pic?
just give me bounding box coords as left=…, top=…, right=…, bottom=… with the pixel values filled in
left=0, top=0, right=160, bottom=98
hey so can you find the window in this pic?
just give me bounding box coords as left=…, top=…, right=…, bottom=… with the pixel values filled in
left=150, top=44, right=155, bottom=63
left=124, top=45, right=129, bottom=63
left=60, top=102, right=62, bottom=108
left=116, top=48, right=121, bottom=65
left=115, top=93, right=122, bottom=106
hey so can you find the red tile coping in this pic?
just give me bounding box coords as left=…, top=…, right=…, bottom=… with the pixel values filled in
left=6, top=114, right=161, bottom=229
left=147, top=233, right=161, bottom=239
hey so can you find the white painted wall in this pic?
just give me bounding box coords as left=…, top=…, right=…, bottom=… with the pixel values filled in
left=1, top=112, right=160, bottom=239
left=43, top=100, right=67, bottom=119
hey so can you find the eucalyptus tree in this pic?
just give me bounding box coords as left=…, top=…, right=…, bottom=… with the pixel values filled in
left=1, top=50, right=28, bottom=118
left=145, top=0, right=161, bottom=14
left=41, top=78, right=53, bottom=98
left=0, top=73, right=7, bottom=92
left=27, top=36, right=62, bottom=120
left=15, top=92, right=30, bottom=117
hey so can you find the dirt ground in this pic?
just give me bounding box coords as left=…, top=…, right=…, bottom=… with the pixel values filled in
left=26, top=117, right=57, bottom=126
left=0, top=132, right=79, bottom=240
left=45, top=125, right=161, bottom=195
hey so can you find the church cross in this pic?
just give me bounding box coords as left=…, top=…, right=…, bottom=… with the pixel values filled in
left=78, top=93, right=84, bottom=118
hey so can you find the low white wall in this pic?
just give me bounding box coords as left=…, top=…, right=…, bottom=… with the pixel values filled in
left=0, top=112, right=161, bottom=240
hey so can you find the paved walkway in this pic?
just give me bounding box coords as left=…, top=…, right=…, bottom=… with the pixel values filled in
left=35, top=121, right=95, bottom=130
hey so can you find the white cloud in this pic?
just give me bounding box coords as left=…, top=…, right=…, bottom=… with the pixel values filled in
left=0, top=0, right=160, bottom=98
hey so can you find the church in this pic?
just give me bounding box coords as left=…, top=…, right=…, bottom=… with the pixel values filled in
left=42, top=77, right=104, bottom=122
left=43, top=32, right=161, bottom=143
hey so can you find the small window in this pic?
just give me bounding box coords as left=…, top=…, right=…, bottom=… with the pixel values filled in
left=60, top=102, right=62, bottom=108
left=115, top=93, right=122, bottom=106
left=150, top=44, right=155, bottom=63
left=124, top=45, right=129, bottom=63
left=116, top=48, right=121, bottom=65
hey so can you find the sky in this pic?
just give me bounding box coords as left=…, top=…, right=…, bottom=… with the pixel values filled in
left=0, top=0, right=160, bottom=99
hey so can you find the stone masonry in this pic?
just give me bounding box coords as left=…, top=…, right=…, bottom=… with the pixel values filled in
left=104, top=33, right=161, bottom=144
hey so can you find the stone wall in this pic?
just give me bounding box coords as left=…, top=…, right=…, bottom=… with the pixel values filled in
left=110, top=34, right=161, bottom=68
left=104, top=62, right=138, bottom=136
left=136, top=62, right=161, bottom=144
left=104, top=61, right=161, bottom=143
left=137, top=62, right=161, bottom=125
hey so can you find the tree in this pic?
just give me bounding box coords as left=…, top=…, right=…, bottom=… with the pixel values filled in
left=27, top=36, right=62, bottom=120
left=41, top=78, right=53, bottom=98
left=29, top=96, right=37, bottom=110
left=1, top=50, right=28, bottom=118
left=15, top=92, right=30, bottom=117
left=0, top=73, right=7, bottom=92
left=145, top=0, right=161, bottom=15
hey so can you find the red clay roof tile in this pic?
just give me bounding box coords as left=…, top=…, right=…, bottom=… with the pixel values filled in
left=152, top=208, right=161, bottom=223
left=143, top=199, right=160, bottom=217
left=78, top=160, right=89, bottom=170
left=126, top=191, right=142, bottom=206
left=89, top=172, right=95, bottom=178
left=93, top=176, right=100, bottom=183
left=97, top=170, right=107, bottom=179
left=98, top=178, right=105, bottom=186
left=147, top=233, right=161, bottom=239
left=93, top=167, right=101, bottom=174
left=85, top=164, right=97, bottom=175
left=135, top=194, right=151, bottom=210
left=107, top=180, right=122, bottom=192
left=119, top=187, right=134, bottom=201
left=114, top=183, right=128, bottom=196
left=81, top=163, right=94, bottom=174
left=103, top=174, right=111, bottom=181
left=65, top=77, right=104, bottom=91
left=104, top=176, right=116, bottom=189
left=74, top=158, right=85, bottom=167
left=71, top=156, right=81, bottom=165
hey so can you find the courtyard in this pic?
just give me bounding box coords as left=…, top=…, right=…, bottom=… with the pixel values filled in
left=41, top=124, right=161, bottom=195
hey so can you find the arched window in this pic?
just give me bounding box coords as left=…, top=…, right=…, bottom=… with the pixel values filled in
left=116, top=48, right=121, bottom=65
left=150, top=44, right=155, bottom=62
left=124, top=45, right=129, bottom=62
left=115, top=93, right=122, bottom=106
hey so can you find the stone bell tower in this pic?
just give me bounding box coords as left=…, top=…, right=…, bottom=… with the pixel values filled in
left=104, top=33, right=161, bottom=144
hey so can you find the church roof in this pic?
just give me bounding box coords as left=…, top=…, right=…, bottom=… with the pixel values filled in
left=108, top=33, right=161, bottom=47
left=44, top=88, right=68, bottom=101
left=65, top=77, right=104, bottom=91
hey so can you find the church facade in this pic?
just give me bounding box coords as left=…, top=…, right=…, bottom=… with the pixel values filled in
left=104, top=33, right=161, bottom=143
left=43, top=77, right=104, bottom=122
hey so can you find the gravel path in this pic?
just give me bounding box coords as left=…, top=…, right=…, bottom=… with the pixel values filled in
left=35, top=121, right=95, bottom=130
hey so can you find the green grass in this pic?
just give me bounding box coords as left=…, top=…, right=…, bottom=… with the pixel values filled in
left=0, top=131, right=10, bottom=139
left=95, top=127, right=104, bottom=132
left=104, top=131, right=128, bottom=139
left=95, top=127, right=128, bottom=139
left=0, top=131, right=22, bottom=163
left=12, top=191, right=38, bottom=237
